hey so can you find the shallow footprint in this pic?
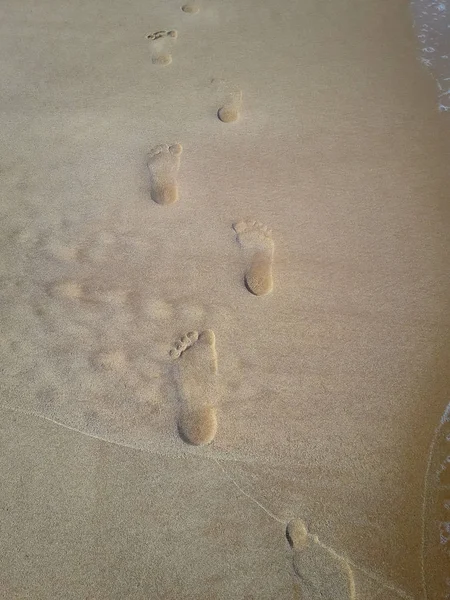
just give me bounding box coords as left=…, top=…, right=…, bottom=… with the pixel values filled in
left=49, top=280, right=85, bottom=300
left=147, top=144, right=183, bottom=205
left=181, top=3, right=200, bottom=14
left=148, top=30, right=177, bottom=66
left=233, top=220, right=274, bottom=296
left=213, top=78, right=243, bottom=123
left=170, top=330, right=218, bottom=446
left=286, top=519, right=355, bottom=600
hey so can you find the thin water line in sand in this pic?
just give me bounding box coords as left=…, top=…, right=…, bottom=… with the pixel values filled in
left=1, top=405, right=288, bottom=472
left=3, top=405, right=153, bottom=454
left=0, top=404, right=310, bottom=470
left=420, top=426, right=438, bottom=600
left=212, top=457, right=286, bottom=524
left=312, top=537, right=414, bottom=600
left=2, top=406, right=416, bottom=599
left=420, top=401, right=450, bottom=600
left=212, top=458, right=415, bottom=600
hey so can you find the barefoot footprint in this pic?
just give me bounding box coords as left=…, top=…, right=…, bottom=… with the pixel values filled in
left=213, top=79, right=243, bottom=123
left=233, top=220, right=274, bottom=296
left=147, top=30, right=177, bottom=66
left=147, top=144, right=183, bottom=205
left=170, top=330, right=218, bottom=446
left=286, top=519, right=356, bottom=600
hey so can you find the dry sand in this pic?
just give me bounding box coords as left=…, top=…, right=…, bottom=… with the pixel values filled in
left=1, top=0, right=450, bottom=598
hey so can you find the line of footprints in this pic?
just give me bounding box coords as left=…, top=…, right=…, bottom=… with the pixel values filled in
left=147, top=10, right=272, bottom=444
left=147, top=5, right=356, bottom=598
left=148, top=167, right=273, bottom=440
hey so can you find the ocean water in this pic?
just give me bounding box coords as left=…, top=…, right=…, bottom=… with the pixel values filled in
left=411, top=0, right=450, bottom=110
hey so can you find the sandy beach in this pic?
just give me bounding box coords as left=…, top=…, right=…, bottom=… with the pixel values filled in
left=1, top=0, right=449, bottom=598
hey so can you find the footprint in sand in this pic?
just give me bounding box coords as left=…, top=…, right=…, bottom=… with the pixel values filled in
left=147, top=144, right=183, bottom=205
left=286, top=519, right=355, bottom=600
left=91, top=349, right=128, bottom=371
left=147, top=30, right=177, bottom=66
left=49, top=280, right=85, bottom=300
left=147, top=30, right=172, bottom=41
left=213, top=79, right=243, bottom=123
left=169, top=330, right=218, bottom=446
left=181, top=3, right=200, bottom=14
left=233, top=220, right=274, bottom=296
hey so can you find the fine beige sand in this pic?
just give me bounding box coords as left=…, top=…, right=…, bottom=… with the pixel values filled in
left=1, top=0, right=450, bottom=598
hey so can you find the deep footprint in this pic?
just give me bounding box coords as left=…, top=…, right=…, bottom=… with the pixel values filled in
left=286, top=519, right=355, bottom=600
left=233, top=220, right=274, bottom=296
left=147, top=144, right=183, bottom=205
left=170, top=330, right=218, bottom=446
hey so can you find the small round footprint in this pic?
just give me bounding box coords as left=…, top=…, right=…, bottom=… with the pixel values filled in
left=182, top=3, right=199, bottom=13
left=218, top=106, right=239, bottom=123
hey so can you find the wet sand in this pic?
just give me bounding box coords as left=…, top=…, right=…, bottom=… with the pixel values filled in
left=1, top=0, right=449, bottom=598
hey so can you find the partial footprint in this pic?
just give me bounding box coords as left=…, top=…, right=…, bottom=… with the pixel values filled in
left=49, top=280, right=85, bottom=300
left=286, top=519, right=355, bottom=600
left=144, top=298, right=174, bottom=320
left=181, top=3, right=200, bottom=14
left=147, top=144, right=183, bottom=205
left=46, top=241, right=79, bottom=262
left=147, top=30, right=177, bottom=66
left=170, top=330, right=218, bottom=446
left=147, top=30, right=173, bottom=41
left=91, top=350, right=127, bottom=371
left=213, top=78, right=243, bottom=123
left=233, top=220, right=274, bottom=296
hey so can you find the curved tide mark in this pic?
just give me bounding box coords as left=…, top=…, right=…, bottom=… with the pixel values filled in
left=421, top=401, right=450, bottom=600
